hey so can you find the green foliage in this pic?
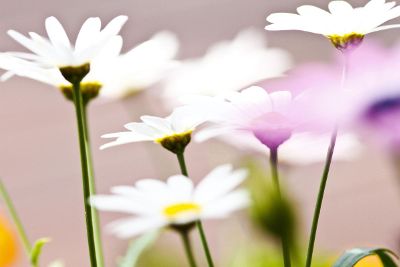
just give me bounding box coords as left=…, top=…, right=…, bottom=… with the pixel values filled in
left=118, top=231, right=159, bottom=267
left=333, top=248, right=399, bottom=267
left=245, top=160, right=298, bottom=246
left=30, top=238, right=51, bottom=267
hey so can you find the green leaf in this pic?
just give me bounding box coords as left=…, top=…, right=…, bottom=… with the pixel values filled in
left=118, top=231, right=159, bottom=267
left=30, top=238, right=51, bottom=267
left=333, top=247, right=399, bottom=267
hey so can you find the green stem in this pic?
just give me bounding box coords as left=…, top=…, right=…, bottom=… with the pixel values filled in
left=176, top=152, right=215, bottom=267
left=82, top=103, right=105, bottom=267
left=304, top=128, right=338, bottom=267
left=0, top=179, right=32, bottom=254
left=269, top=147, right=291, bottom=267
left=305, top=52, right=348, bottom=267
left=180, top=230, right=198, bottom=267
left=72, top=81, right=98, bottom=267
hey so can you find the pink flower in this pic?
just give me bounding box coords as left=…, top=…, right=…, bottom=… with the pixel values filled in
left=186, top=86, right=315, bottom=150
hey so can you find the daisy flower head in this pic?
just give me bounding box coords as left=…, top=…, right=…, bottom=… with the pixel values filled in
left=100, top=31, right=179, bottom=99
left=90, top=164, right=249, bottom=238
left=0, top=36, right=123, bottom=104
left=162, top=28, right=291, bottom=106
left=188, top=86, right=305, bottom=150
left=7, top=15, right=127, bottom=83
left=1, top=32, right=177, bottom=104
left=100, top=107, right=206, bottom=154
left=265, top=0, right=400, bottom=51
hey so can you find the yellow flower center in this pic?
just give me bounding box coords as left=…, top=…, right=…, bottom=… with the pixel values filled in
left=155, top=131, right=192, bottom=154
left=327, top=32, right=364, bottom=51
left=163, top=203, right=201, bottom=219
left=59, top=81, right=103, bottom=104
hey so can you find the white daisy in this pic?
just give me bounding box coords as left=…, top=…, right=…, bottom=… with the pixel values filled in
left=100, top=108, right=206, bottom=153
left=162, top=28, right=291, bottom=106
left=90, top=164, right=249, bottom=238
left=0, top=32, right=178, bottom=101
left=265, top=0, right=400, bottom=50
left=100, top=31, right=179, bottom=99
left=7, top=15, right=127, bottom=68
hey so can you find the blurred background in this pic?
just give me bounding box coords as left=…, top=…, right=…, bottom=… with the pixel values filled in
left=1, top=0, right=400, bottom=266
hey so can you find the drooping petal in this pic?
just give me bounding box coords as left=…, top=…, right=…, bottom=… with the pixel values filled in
left=107, top=216, right=166, bottom=239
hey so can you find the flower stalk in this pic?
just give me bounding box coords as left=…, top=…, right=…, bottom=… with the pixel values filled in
left=180, top=229, right=198, bottom=267
left=305, top=53, right=348, bottom=267
left=0, top=178, right=32, bottom=255
left=71, top=79, right=99, bottom=267
left=269, top=147, right=291, bottom=267
left=176, top=152, right=215, bottom=267
left=305, top=128, right=338, bottom=267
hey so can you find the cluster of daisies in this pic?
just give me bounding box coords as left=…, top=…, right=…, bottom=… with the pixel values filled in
left=2, top=0, right=400, bottom=266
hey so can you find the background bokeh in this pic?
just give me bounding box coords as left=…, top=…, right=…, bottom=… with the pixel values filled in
left=1, top=0, right=400, bottom=266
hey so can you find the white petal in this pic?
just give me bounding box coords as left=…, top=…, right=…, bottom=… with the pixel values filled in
left=140, top=116, right=173, bottom=134
left=124, top=122, right=165, bottom=139
left=100, top=131, right=152, bottom=150
left=201, top=190, right=250, bottom=218
left=90, top=195, right=151, bottom=215
left=107, top=216, right=166, bottom=239
left=166, top=175, right=194, bottom=202
left=45, top=16, right=71, bottom=49
left=100, top=15, right=128, bottom=39
left=195, top=165, right=247, bottom=204
left=75, top=17, right=101, bottom=52
left=328, top=1, right=354, bottom=15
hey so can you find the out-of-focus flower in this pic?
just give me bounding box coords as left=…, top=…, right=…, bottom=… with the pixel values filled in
left=99, top=31, right=179, bottom=99
left=90, top=164, right=249, bottom=238
left=265, top=0, right=400, bottom=50
left=7, top=16, right=127, bottom=68
left=354, top=255, right=383, bottom=267
left=327, top=41, right=400, bottom=149
left=0, top=31, right=178, bottom=102
left=189, top=86, right=311, bottom=150
left=219, top=132, right=361, bottom=165
left=162, top=28, right=291, bottom=105
left=100, top=108, right=206, bottom=153
left=0, top=214, right=18, bottom=267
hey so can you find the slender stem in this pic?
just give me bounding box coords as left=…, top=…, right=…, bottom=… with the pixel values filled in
left=305, top=128, right=338, bottom=267
left=0, top=179, right=32, bottom=254
left=180, top=230, right=198, bottom=267
left=305, top=53, right=348, bottom=267
left=176, top=152, right=188, bottom=176
left=82, top=104, right=105, bottom=267
left=72, top=81, right=97, bottom=267
left=269, top=147, right=291, bottom=267
left=176, top=152, right=215, bottom=267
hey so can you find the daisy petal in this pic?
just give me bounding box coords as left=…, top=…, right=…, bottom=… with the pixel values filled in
left=107, top=216, right=166, bottom=239
left=45, top=17, right=71, bottom=49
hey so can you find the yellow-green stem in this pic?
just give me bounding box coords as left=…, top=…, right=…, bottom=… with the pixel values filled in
left=269, top=147, right=291, bottom=267
left=176, top=152, right=215, bottom=267
left=82, top=103, right=105, bottom=267
left=0, top=178, right=32, bottom=254
left=72, top=81, right=98, bottom=267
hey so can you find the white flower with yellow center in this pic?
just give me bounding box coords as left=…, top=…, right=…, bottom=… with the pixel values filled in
left=0, top=32, right=178, bottom=101
left=265, top=0, right=400, bottom=50
left=162, top=28, right=291, bottom=105
left=100, top=108, right=206, bottom=153
left=7, top=15, right=127, bottom=68
left=90, top=164, right=249, bottom=238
